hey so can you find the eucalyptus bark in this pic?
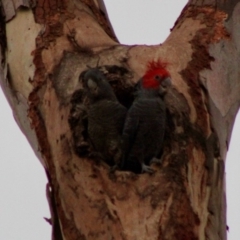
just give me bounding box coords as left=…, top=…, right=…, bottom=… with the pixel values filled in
left=1, top=0, right=240, bottom=239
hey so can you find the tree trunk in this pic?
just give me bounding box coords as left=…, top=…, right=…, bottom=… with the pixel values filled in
left=1, top=0, right=240, bottom=239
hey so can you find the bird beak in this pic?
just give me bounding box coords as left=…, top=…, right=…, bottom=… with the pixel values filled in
left=87, top=78, right=98, bottom=91
left=159, top=77, right=172, bottom=95
left=161, top=77, right=172, bottom=88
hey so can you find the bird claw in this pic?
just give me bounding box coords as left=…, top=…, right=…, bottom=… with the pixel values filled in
left=150, top=157, right=162, bottom=165
left=141, top=164, right=155, bottom=174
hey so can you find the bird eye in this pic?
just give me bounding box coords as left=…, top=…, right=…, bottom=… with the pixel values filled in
left=154, top=75, right=161, bottom=81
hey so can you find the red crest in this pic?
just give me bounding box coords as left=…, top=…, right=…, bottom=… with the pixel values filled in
left=142, top=60, right=170, bottom=89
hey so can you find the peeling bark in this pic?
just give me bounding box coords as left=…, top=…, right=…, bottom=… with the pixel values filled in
left=1, top=0, right=240, bottom=239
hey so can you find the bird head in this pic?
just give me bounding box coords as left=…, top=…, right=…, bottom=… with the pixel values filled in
left=141, top=60, right=172, bottom=94
left=82, top=68, right=116, bottom=102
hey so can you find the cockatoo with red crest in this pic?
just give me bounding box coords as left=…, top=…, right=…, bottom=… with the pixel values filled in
left=121, top=60, right=171, bottom=173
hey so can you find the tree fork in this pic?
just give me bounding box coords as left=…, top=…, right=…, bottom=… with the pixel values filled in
left=1, top=0, right=240, bottom=239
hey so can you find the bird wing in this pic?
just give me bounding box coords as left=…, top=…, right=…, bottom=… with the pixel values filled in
left=121, top=104, right=140, bottom=168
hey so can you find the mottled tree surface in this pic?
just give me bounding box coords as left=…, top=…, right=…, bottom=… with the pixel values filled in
left=1, top=0, right=240, bottom=239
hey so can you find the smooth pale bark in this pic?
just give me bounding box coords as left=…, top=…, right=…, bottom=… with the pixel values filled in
left=1, top=0, right=240, bottom=239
